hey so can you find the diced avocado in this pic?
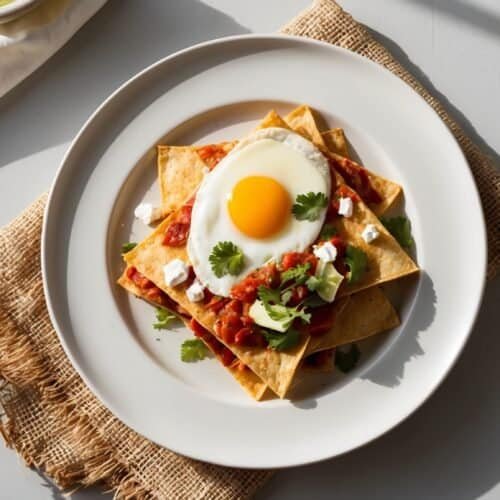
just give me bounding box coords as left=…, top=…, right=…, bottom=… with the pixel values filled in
left=316, top=261, right=344, bottom=303
left=249, top=300, right=288, bottom=333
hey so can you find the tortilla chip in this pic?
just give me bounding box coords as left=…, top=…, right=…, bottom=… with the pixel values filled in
left=255, top=109, right=291, bottom=130
left=118, top=268, right=269, bottom=401
left=157, top=146, right=206, bottom=217
left=308, top=287, right=399, bottom=354
left=321, top=128, right=349, bottom=157
left=331, top=182, right=419, bottom=296
left=125, top=210, right=319, bottom=397
left=285, top=105, right=327, bottom=147
left=283, top=105, right=402, bottom=216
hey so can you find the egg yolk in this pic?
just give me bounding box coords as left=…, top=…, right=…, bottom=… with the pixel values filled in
left=227, top=176, right=291, bottom=239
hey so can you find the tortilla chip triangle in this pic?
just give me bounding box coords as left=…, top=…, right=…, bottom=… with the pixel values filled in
left=118, top=269, right=269, bottom=400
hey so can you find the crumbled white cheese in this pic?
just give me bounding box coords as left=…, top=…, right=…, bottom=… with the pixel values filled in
left=338, top=197, right=353, bottom=217
left=202, top=166, right=210, bottom=175
left=186, top=278, right=205, bottom=302
left=163, top=259, right=189, bottom=287
left=361, top=223, right=380, bottom=243
left=313, top=241, right=338, bottom=262
left=134, top=202, right=162, bottom=225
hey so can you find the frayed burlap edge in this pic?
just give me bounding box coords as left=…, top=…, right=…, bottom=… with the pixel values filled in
left=0, top=195, right=273, bottom=499
left=282, top=0, right=499, bottom=280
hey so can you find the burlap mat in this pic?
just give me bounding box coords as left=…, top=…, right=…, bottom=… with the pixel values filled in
left=0, top=1, right=498, bottom=498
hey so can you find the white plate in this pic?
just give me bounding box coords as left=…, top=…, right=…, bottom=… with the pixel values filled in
left=42, top=35, right=486, bottom=468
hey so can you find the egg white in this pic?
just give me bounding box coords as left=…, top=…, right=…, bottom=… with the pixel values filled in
left=187, top=127, right=331, bottom=297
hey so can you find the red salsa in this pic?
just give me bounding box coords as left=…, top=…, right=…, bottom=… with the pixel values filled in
left=162, top=202, right=193, bottom=247
left=329, top=156, right=382, bottom=205
left=196, top=143, right=232, bottom=170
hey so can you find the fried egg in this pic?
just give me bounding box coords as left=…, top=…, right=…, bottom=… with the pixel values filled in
left=187, top=127, right=331, bottom=296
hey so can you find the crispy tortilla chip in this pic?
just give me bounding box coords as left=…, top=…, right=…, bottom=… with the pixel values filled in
left=158, top=143, right=236, bottom=217
left=255, top=109, right=291, bottom=130
left=157, top=146, right=207, bottom=217
left=332, top=182, right=419, bottom=296
left=283, top=105, right=401, bottom=216
left=118, top=268, right=269, bottom=401
left=329, top=152, right=402, bottom=216
left=124, top=211, right=316, bottom=398
left=285, top=105, right=327, bottom=147
left=321, top=128, right=349, bottom=157
left=308, top=287, right=399, bottom=354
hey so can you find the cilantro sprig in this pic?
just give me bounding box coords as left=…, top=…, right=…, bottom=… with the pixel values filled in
left=381, top=216, right=414, bottom=249
left=258, top=285, right=311, bottom=330
left=121, top=242, right=137, bottom=254
left=262, top=328, right=301, bottom=351
left=335, top=344, right=361, bottom=373
left=153, top=307, right=178, bottom=330
left=281, top=263, right=311, bottom=285
left=345, top=245, right=368, bottom=284
left=292, top=192, right=328, bottom=221
left=209, top=241, right=244, bottom=278
left=181, top=338, right=209, bottom=362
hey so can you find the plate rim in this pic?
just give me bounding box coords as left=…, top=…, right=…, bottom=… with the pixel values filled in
left=41, top=34, right=487, bottom=468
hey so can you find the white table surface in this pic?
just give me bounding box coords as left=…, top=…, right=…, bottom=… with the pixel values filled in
left=1, top=1, right=499, bottom=499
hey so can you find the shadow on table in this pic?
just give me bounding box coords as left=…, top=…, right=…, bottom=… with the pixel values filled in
left=408, top=0, right=500, bottom=41
left=258, top=279, right=500, bottom=500
left=366, top=26, right=500, bottom=168
left=0, top=0, right=250, bottom=167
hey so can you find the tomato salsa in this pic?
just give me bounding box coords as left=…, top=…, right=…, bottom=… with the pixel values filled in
left=329, top=156, right=382, bottom=205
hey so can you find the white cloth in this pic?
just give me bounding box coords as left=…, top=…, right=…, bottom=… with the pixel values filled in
left=0, top=0, right=107, bottom=98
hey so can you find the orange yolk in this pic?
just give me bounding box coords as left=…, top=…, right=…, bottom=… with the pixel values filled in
left=227, top=176, right=291, bottom=239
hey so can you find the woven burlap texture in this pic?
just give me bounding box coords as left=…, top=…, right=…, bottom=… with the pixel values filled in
left=0, top=1, right=498, bottom=499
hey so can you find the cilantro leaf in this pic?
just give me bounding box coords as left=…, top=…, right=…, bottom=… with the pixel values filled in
left=381, top=216, right=414, bottom=249
left=319, top=223, right=337, bottom=240
left=280, top=289, right=293, bottom=305
left=209, top=241, right=244, bottom=278
left=345, top=245, right=368, bottom=284
left=292, top=192, right=328, bottom=221
left=257, top=286, right=311, bottom=329
left=281, top=263, right=311, bottom=285
left=121, top=242, right=137, bottom=253
left=181, top=338, right=209, bottom=362
left=305, top=275, right=321, bottom=291
left=335, top=344, right=361, bottom=373
left=261, top=328, right=301, bottom=351
left=153, top=307, right=178, bottom=330
left=257, top=285, right=281, bottom=304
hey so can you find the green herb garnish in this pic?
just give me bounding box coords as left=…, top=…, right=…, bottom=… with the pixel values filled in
left=292, top=192, right=328, bottom=221
left=319, top=223, right=337, bottom=240
left=209, top=241, right=244, bottom=277
left=153, top=307, right=178, bottom=330
left=381, top=216, right=414, bottom=249
left=257, top=286, right=311, bottom=330
left=345, top=245, right=368, bottom=284
left=181, top=338, right=209, bottom=362
left=281, top=263, right=311, bottom=285
left=261, top=328, right=301, bottom=351
left=121, top=242, right=137, bottom=253
left=335, top=344, right=361, bottom=373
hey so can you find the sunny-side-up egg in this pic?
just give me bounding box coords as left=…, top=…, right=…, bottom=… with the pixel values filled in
left=187, top=127, right=331, bottom=297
